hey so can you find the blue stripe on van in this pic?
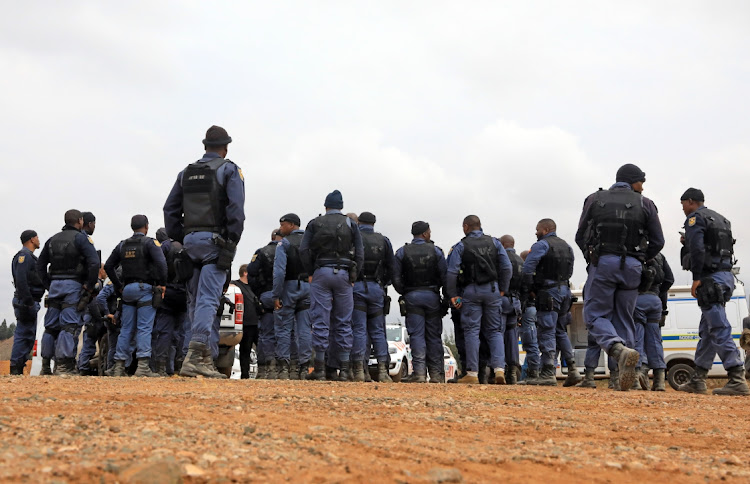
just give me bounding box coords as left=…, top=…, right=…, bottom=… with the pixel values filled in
left=669, top=296, right=746, bottom=302
left=663, top=334, right=741, bottom=341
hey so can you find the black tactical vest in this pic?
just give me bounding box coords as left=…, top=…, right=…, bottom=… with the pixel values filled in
left=182, top=158, right=229, bottom=235
left=257, top=243, right=277, bottom=292
left=506, top=249, right=524, bottom=293
left=120, top=235, right=155, bottom=284
left=165, top=240, right=183, bottom=284
left=461, top=235, right=498, bottom=285
left=359, top=231, right=386, bottom=282
left=49, top=228, right=87, bottom=281
left=588, top=189, right=647, bottom=259
left=402, top=242, right=440, bottom=290
left=534, top=236, right=574, bottom=286
left=284, top=232, right=307, bottom=281
left=310, top=213, right=353, bottom=265
left=640, top=253, right=666, bottom=295
left=695, top=208, right=734, bottom=272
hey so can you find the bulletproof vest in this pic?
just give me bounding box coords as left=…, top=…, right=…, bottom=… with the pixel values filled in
left=506, top=249, right=524, bottom=293
left=120, top=235, right=155, bottom=284
left=402, top=242, right=440, bottom=289
left=257, top=242, right=277, bottom=292
left=641, top=253, right=666, bottom=294
left=48, top=228, right=87, bottom=280
left=284, top=232, right=307, bottom=281
left=182, top=158, right=229, bottom=235
left=534, top=236, right=574, bottom=286
left=359, top=231, right=386, bottom=282
left=165, top=240, right=183, bottom=284
left=310, top=213, right=353, bottom=264
left=588, top=189, right=647, bottom=259
left=695, top=208, right=735, bottom=272
left=461, top=235, right=498, bottom=285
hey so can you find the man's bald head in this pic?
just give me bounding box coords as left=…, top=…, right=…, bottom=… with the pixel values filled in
left=499, top=234, right=515, bottom=249
left=520, top=250, right=530, bottom=261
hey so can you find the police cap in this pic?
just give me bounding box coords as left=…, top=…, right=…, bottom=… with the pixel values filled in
left=680, top=187, right=704, bottom=202
left=279, top=213, right=301, bottom=226
left=411, top=221, right=430, bottom=236
left=20, top=230, right=37, bottom=243
left=203, top=125, right=232, bottom=147
left=358, top=212, right=376, bottom=224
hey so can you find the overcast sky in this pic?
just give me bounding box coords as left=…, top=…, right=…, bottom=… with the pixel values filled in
left=2, top=2, right=749, bottom=329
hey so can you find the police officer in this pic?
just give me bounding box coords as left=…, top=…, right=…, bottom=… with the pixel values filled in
left=499, top=235, right=523, bottom=384
left=9, top=230, right=45, bottom=375
left=575, top=164, right=664, bottom=391
left=232, top=264, right=259, bottom=379
left=677, top=188, right=749, bottom=396
left=96, top=275, right=121, bottom=376
left=515, top=250, right=542, bottom=384
left=300, top=190, right=364, bottom=381
left=447, top=215, right=512, bottom=384
left=521, top=219, right=577, bottom=386
left=632, top=253, right=674, bottom=391
left=104, top=215, right=167, bottom=377
left=150, top=228, right=188, bottom=376
left=272, top=213, right=312, bottom=380
left=248, top=229, right=283, bottom=379
left=82, top=212, right=96, bottom=236
left=393, top=221, right=447, bottom=383
left=77, top=265, right=109, bottom=375
left=36, top=210, right=100, bottom=375
left=352, top=212, right=394, bottom=383
left=163, top=125, right=245, bottom=379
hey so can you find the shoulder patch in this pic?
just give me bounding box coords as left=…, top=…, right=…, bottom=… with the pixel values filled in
left=688, top=217, right=696, bottom=227
left=251, top=254, right=258, bottom=262
left=88, top=236, right=94, bottom=245
left=18, top=255, right=25, bottom=264
left=447, top=247, right=453, bottom=255
left=154, top=240, right=161, bottom=247
left=238, top=168, right=244, bottom=181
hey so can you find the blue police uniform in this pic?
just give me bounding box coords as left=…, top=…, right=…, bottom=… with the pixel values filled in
left=300, top=209, right=364, bottom=376
left=446, top=230, right=512, bottom=375
left=36, top=225, right=100, bottom=372
left=10, top=247, right=46, bottom=373
left=104, top=233, right=168, bottom=364
left=163, top=150, right=245, bottom=378
left=151, top=239, right=188, bottom=375
left=272, top=229, right=312, bottom=371
left=92, top=283, right=126, bottom=371
left=555, top=311, right=575, bottom=366
left=77, top=284, right=108, bottom=374
left=683, top=206, right=742, bottom=372
left=501, top=293, right=522, bottom=373
left=575, top=182, right=664, bottom=357
left=519, top=305, right=540, bottom=374
left=248, top=242, right=279, bottom=369
left=352, top=225, right=394, bottom=370
left=522, top=232, right=574, bottom=370
left=393, top=238, right=447, bottom=380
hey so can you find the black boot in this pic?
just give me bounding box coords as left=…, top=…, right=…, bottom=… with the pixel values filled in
left=363, top=360, right=373, bottom=382
left=377, top=362, right=392, bottom=383
left=609, top=342, right=639, bottom=391
left=578, top=367, right=597, bottom=388
left=174, top=357, right=184, bottom=375
left=41, top=358, right=53, bottom=376
left=154, top=358, right=168, bottom=377
left=325, top=365, right=339, bottom=381
left=677, top=366, right=708, bottom=394
left=337, top=361, right=352, bottom=382
left=351, top=360, right=365, bottom=382
left=563, top=359, right=583, bottom=387
left=289, top=359, right=299, bottom=380
left=113, top=360, right=127, bottom=377
left=9, top=363, right=23, bottom=375
left=307, top=360, right=326, bottom=381
left=712, top=366, right=750, bottom=396
left=265, top=359, right=277, bottom=380
left=428, top=367, right=445, bottom=384
left=135, top=357, right=159, bottom=377
left=255, top=363, right=267, bottom=380
left=277, top=359, right=290, bottom=381
left=651, top=368, right=666, bottom=392
left=608, top=369, right=619, bottom=390
left=298, top=361, right=309, bottom=380
left=505, top=365, right=518, bottom=385
left=55, top=358, right=78, bottom=377
left=519, top=367, right=539, bottom=385
left=528, top=364, right=557, bottom=386
left=638, top=367, right=650, bottom=391
left=403, top=369, right=427, bottom=383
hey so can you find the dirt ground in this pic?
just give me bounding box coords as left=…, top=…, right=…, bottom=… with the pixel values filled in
left=0, top=376, right=748, bottom=484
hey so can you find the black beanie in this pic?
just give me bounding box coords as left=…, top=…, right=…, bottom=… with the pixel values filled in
left=358, top=212, right=376, bottom=224
left=411, top=221, right=430, bottom=236
left=324, top=190, right=344, bottom=209
left=615, top=164, right=646, bottom=184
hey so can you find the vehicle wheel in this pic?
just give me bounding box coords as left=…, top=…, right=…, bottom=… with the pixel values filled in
left=391, top=361, right=404, bottom=383
left=667, top=363, right=694, bottom=390
left=400, top=359, right=409, bottom=380
left=218, top=366, right=232, bottom=378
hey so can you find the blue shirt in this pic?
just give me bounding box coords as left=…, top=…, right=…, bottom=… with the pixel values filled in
left=683, top=206, right=733, bottom=280
left=522, top=232, right=575, bottom=285
left=392, top=238, right=447, bottom=295
left=299, top=210, right=364, bottom=274
left=36, top=225, right=100, bottom=289
left=445, top=230, right=512, bottom=298
left=96, top=283, right=116, bottom=315
left=272, top=229, right=305, bottom=299
left=12, top=247, right=45, bottom=302
left=103, top=232, right=169, bottom=291
left=575, top=182, right=665, bottom=261
left=163, top=152, right=246, bottom=243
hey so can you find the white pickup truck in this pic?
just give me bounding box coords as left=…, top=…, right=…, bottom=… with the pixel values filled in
left=368, top=322, right=413, bottom=382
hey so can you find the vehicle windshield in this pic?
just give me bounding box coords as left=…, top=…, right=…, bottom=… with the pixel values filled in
left=386, top=327, right=402, bottom=342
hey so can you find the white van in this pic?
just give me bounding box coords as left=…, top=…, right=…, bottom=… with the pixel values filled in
left=563, top=285, right=748, bottom=389
left=368, top=322, right=413, bottom=382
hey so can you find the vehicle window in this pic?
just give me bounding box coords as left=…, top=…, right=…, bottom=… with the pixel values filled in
left=673, top=301, right=701, bottom=330
left=386, top=327, right=402, bottom=342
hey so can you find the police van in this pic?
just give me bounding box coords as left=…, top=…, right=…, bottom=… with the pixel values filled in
left=560, top=284, right=748, bottom=389
left=368, top=322, right=413, bottom=382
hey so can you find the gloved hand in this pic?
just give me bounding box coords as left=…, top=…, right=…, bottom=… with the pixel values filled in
left=216, top=240, right=237, bottom=271
left=740, top=328, right=750, bottom=351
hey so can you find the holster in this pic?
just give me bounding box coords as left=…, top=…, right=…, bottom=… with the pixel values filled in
left=536, top=289, right=554, bottom=312
left=696, top=277, right=725, bottom=308
left=151, top=286, right=163, bottom=309
left=439, top=296, right=450, bottom=317
left=76, top=288, right=93, bottom=312
left=398, top=296, right=407, bottom=317
left=174, top=250, right=194, bottom=282
left=214, top=237, right=237, bottom=272
left=383, top=295, right=391, bottom=315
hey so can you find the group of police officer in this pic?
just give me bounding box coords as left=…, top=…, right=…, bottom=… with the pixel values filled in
left=8, top=126, right=750, bottom=395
